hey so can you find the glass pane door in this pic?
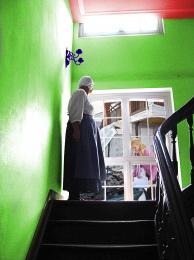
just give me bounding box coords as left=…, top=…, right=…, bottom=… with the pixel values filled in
left=90, top=93, right=170, bottom=201
left=92, top=99, right=124, bottom=200
left=129, top=99, right=166, bottom=201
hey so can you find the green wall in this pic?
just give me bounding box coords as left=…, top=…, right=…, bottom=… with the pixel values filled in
left=0, top=0, right=72, bottom=259
left=72, top=19, right=194, bottom=187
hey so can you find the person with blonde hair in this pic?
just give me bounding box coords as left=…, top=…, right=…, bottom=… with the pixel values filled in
left=131, top=137, right=158, bottom=200
left=131, top=137, right=146, bottom=156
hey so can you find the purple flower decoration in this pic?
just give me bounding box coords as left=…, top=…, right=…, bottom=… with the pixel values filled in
left=65, top=48, right=84, bottom=68
left=76, top=49, right=82, bottom=55
left=77, top=57, right=84, bottom=64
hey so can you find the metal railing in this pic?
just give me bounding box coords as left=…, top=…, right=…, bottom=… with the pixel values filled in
left=154, top=97, right=194, bottom=260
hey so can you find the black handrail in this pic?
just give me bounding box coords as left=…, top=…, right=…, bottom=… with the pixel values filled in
left=154, top=97, right=194, bottom=260
left=159, top=97, right=194, bottom=136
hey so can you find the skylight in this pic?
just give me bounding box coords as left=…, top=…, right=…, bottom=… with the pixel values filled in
left=79, top=14, right=164, bottom=37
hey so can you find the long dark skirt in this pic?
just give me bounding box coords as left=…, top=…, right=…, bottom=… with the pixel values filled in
left=63, top=114, right=106, bottom=194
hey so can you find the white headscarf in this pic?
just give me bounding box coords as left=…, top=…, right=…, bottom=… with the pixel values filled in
left=78, top=76, right=94, bottom=89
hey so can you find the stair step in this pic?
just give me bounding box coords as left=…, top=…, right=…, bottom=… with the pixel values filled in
left=49, top=200, right=156, bottom=221
left=36, top=243, right=159, bottom=260
left=42, top=219, right=156, bottom=244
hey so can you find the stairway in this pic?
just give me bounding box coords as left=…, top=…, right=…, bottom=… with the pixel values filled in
left=35, top=200, right=159, bottom=260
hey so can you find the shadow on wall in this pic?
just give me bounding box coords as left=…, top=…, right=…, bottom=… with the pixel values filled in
left=45, top=72, right=63, bottom=193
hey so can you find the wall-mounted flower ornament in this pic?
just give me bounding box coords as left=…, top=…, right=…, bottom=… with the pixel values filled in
left=65, top=48, right=84, bottom=68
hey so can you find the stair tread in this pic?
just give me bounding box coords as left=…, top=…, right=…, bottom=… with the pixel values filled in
left=37, top=242, right=159, bottom=259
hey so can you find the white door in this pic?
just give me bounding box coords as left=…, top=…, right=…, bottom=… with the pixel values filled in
left=90, top=89, right=173, bottom=201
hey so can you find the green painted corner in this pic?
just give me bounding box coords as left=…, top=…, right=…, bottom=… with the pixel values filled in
left=0, top=0, right=72, bottom=259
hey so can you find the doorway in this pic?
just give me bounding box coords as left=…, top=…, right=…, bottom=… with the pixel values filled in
left=89, top=88, right=173, bottom=201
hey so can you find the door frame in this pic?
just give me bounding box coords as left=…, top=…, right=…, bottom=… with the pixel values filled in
left=90, top=88, right=182, bottom=200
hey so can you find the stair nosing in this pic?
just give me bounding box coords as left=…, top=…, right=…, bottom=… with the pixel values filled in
left=40, top=243, right=158, bottom=249
left=52, top=200, right=157, bottom=206
left=48, top=219, right=155, bottom=224
left=53, top=200, right=156, bottom=202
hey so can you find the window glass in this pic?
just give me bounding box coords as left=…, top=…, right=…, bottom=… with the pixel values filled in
left=129, top=100, right=166, bottom=156
left=79, top=14, right=164, bottom=37
left=132, top=163, right=157, bottom=201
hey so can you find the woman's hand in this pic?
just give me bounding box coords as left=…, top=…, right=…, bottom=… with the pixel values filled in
left=72, top=122, right=80, bottom=141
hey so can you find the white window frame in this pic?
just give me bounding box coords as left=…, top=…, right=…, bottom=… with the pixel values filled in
left=90, top=88, right=179, bottom=200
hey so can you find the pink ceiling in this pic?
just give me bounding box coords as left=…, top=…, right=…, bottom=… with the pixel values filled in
left=69, top=0, right=194, bottom=22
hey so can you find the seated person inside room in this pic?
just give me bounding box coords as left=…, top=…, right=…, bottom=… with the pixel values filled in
left=131, top=137, right=158, bottom=200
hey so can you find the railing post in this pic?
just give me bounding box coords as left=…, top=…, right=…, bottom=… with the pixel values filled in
left=187, top=115, right=194, bottom=186
left=170, top=127, right=178, bottom=177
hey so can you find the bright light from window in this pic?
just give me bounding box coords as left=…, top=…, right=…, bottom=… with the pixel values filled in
left=79, top=14, right=163, bottom=37
left=5, top=104, right=50, bottom=168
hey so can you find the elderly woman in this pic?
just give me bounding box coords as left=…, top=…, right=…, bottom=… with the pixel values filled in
left=63, top=76, right=106, bottom=200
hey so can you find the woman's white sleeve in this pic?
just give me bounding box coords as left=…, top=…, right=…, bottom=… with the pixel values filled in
left=68, top=90, right=86, bottom=123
